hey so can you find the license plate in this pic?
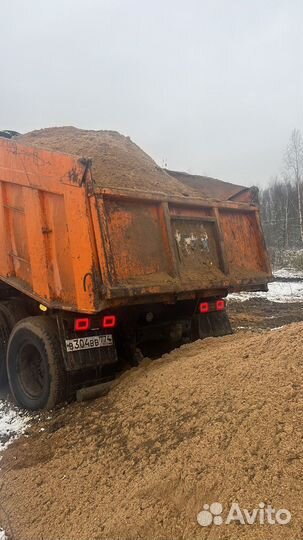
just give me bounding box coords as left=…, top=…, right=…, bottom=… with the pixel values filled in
left=65, top=334, right=113, bottom=353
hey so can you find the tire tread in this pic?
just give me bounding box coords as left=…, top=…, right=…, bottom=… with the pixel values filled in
left=7, top=316, right=66, bottom=409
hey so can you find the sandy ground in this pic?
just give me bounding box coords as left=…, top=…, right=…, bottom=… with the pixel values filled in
left=1, top=271, right=303, bottom=540
left=2, top=277, right=302, bottom=455
left=1, top=322, right=303, bottom=540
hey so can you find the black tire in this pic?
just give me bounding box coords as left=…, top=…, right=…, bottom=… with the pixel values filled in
left=0, top=311, right=10, bottom=386
left=0, top=299, right=30, bottom=387
left=7, top=317, right=66, bottom=410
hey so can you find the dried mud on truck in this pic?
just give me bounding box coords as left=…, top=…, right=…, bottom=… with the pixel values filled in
left=0, top=127, right=272, bottom=410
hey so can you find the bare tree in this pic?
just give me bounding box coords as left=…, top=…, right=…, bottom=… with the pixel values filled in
left=284, top=128, right=303, bottom=243
left=260, top=177, right=300, bottom=250
left=281, top=173, right=290, bottom=249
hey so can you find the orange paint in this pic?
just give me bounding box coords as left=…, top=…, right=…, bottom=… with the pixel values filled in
left=0, top=138, right=272, bottom=314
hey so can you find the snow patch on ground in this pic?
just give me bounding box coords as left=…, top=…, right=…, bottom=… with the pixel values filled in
left=0, top=400, right=30, bottom=452
left=229, top=280, right=303, bottom=303
left=274, top=268, right=303, bottom=280
left=229, top=270, right=303, bottom=303
left=0, top=529, right=7, bottom=540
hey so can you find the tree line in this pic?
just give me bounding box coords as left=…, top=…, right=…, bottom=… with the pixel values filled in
left=260, top=129, right=303, bottom=251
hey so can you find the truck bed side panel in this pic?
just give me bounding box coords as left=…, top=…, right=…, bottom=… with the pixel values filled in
left=0, top=139, right=99, bottom=312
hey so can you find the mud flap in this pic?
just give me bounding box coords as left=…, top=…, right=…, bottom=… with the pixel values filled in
left=194, top=311, right=233, bottom=340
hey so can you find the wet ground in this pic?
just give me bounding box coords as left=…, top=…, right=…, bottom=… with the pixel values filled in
left=228, top=272, right=303, bottom=331
left=229, top=297, right=303, bottom=331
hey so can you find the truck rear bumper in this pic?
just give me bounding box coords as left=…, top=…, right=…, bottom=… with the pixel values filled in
left=56, top=315, right=118, bottom=372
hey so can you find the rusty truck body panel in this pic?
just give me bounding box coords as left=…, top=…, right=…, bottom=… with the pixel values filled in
left=0, top=138, right=271, bottom=314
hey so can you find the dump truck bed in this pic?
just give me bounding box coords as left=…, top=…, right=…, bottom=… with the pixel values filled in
left=0, top=135, right=272, bottom=314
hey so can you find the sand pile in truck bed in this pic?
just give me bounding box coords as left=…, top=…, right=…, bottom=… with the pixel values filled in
left=1, top=323, right=303, bottom=540
left=17, top=127, right=197, bottom=197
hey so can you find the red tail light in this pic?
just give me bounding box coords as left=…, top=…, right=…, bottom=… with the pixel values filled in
left=199, top=302, right=209, bottom=314
left=74, top=318, right=91, bottom=331
left=216, top=300, right=225, bottom=311
left=102, top=315, right=117, bottom=328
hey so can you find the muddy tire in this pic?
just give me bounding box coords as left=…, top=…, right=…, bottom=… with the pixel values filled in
left=7, top=317, right=66, bottom=410
left=0, top=312, right=10, bottom=386
left=0, top=299, right=30, bottom=387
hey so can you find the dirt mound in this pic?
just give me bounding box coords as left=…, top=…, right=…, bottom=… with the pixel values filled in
left=1, top=324, right=303, bottom=540
left=17, top=127, right=196, bottom=197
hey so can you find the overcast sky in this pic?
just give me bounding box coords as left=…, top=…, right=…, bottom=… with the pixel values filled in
left=1, top=0, right=303, bottom=187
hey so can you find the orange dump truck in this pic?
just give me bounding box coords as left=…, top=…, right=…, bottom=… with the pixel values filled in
left=0, top=128, right=272, bottom=410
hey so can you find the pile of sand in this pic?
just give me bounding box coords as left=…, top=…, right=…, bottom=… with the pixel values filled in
left=17, top=127, right=197, bottom=197
left=1, top=323, right=303, bottom=540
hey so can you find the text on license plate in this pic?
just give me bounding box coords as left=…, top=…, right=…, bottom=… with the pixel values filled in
left=65, top=334, right=113, bottom=353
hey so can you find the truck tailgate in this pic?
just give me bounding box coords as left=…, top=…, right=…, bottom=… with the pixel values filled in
left=92, top=189, right=271, bottom=300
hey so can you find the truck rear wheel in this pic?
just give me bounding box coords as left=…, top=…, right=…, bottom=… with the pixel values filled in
left=0, top=312, right=10, bottom=386
left=7, top=317, right=66, bottom=410
left=0, top=299, right=30, bottom=387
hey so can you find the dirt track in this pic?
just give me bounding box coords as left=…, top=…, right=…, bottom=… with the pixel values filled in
left=229, top=296, right=303, bottom=330
left=1, top=321, right=303, bottom=540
